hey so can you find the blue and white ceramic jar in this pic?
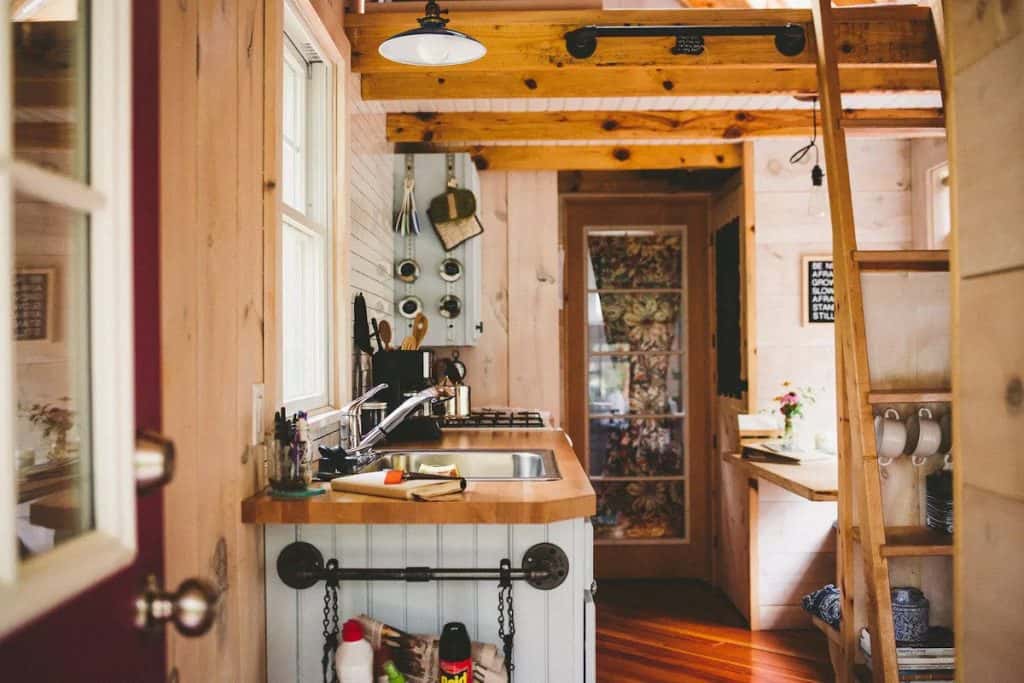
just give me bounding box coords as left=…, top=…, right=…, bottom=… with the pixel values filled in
left=891, top=586, right=930, bottom=643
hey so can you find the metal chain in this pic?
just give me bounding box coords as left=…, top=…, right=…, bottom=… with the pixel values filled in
left=497, top=559, right=516, bottom=679
left=321, top=560, right=340, bottom=683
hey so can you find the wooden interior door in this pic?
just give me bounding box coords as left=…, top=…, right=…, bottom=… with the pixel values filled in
left=564, top=196, right=712, bottom=579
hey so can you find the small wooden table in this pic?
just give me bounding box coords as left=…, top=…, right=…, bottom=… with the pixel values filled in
left=720, top=443, right=839, bottom=630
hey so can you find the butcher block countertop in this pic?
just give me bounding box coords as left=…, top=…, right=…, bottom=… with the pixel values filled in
left=241, top=429, right=596, bottom=525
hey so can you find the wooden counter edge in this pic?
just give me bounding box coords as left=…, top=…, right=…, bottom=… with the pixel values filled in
left=723, top=452, right=839, bottom=502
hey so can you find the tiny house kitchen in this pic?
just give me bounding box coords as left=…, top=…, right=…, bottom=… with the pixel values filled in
left=1, top=2, right=1021, bottom=683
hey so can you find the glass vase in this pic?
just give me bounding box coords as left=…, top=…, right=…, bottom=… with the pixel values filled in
left=267, top=439, right=314, bottom=492
left=780, top=415, right=796, bottom=451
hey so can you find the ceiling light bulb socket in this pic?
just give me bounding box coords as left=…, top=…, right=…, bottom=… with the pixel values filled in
left=811, top=164, right=824, bottom=187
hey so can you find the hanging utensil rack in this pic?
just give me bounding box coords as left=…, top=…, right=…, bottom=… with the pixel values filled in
left=277, top=541, right=570, bottom=591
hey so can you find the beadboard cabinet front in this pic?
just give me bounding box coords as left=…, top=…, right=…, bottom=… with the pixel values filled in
left=265, top=519, right=595, bottom=683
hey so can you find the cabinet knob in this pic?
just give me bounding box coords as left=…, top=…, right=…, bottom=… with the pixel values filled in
left=134, top=574, right=220, bottom=637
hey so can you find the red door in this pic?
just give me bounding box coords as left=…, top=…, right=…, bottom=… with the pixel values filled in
left=0, top=3, right=166, bottom=679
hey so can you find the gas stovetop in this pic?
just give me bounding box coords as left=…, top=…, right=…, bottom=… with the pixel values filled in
left=441, top=410, right=548, bottom=429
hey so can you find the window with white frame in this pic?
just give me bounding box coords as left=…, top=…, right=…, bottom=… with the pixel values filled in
left=927, top=161, right=951, bottom=249
left=281, top=4, right=333, bottom=413
left=1, top=1, right=137, bottom=636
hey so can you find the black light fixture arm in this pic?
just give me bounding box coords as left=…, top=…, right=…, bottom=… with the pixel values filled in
left=565, top=23, right=806, bottom=59
left=277, top=541, right=570, bottom=592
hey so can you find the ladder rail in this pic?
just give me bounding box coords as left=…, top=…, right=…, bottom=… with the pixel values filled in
left=811, top=1, right=900, bottom=681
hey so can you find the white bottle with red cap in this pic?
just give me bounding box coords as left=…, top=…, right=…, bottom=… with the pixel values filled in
left=335, top=618, right=374, bottom=683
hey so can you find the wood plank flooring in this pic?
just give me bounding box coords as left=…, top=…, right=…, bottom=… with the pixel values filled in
left=596, top=580, right=835, bottom=682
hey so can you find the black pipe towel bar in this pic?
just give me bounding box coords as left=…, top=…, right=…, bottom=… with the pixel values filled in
left=564, top=23, right=806, bottom=59
left=277, top=541, right=570, bottom=591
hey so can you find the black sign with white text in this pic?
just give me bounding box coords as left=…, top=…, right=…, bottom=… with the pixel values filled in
left=804, top=257, right=834, bottom=324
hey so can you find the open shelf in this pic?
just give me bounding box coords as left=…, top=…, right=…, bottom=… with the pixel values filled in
left=867, top=388, right=952, bottom=404
left=853, top=250, right=950, bottom=272
left=851, top=526, right=953, bottom=557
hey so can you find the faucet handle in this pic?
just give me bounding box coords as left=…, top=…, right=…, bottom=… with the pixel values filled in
left=341, top=382, right=389, bottom=414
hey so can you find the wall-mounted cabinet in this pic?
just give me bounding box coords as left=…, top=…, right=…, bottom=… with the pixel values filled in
left=392, top=153, right=482, bottom=348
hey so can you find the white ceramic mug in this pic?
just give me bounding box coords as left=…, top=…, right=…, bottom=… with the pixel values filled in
left=906, top=407, right=943, bottom=466
left=874, top=408, right=906, bottom=466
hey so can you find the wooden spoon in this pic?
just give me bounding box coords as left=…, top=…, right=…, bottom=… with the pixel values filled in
left=411, top=312, right=429, bottom=350
left=378, top=320, right=392, bottom=351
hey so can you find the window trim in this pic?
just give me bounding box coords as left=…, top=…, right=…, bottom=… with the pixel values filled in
left=280, top=1, right=337, bottom=415
left=926, top=160, right=951, bottom=249
left=0, top=0, right=137, bottom=638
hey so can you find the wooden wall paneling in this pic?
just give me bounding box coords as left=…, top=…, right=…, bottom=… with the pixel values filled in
left=159, top=0, right=202, bottom=675
left=235, top=1, right=267, bottom=681
left=458, top=171, right=510, bottom=407
left=718, top=448, right=753, bottom=625
left=360, top=66, right=940, bottom=101
left=507, top=172, right=562, bottom=424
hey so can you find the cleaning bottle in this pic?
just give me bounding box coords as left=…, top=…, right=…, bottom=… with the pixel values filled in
left=438, top=622, right=472, bottom=683
left=336, top=619, right=374, bottom=683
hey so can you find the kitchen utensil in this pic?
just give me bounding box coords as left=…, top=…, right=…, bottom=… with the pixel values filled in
left=443, top=384, right=471, bottom=419
left=410, top=312, right=428, bottom=349
left=377, top=320, right=392, bottom=351
left=449, top=351, right=467, bottom=382
left=353, top=294, right=373, bottom=355
left=394, top=155, right=421, bottom=235
left=396, top=258, right=420, bottom=283
left=427, top=154, right=484, bottom=251
left=891, top=587, right=930, bottom=643
left=371, top=318, right=383, bottom=353
left=873, top=408, right=906, bottom=466
left=398, top=295, right=423, bottom=319
left=439, top=257, right=464, bottom=282
left=906, top=407, right=943, bottom=465
left=383, top=469, right=464, bottom=485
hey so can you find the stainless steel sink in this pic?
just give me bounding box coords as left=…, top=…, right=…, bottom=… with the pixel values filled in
left=366, top=449, right=561, bottom=481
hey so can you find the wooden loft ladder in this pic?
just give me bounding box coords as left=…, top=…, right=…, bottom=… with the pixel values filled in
left=810, top=2, right=950, bottom=682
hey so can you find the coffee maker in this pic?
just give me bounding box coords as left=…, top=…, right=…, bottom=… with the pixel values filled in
left=372, top=349, right=435, bottom=411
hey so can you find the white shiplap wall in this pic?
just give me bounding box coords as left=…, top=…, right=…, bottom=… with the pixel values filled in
left=265, top=519, right=593, bottom=683
left=752, top=138, right=913, bottom=441
left=349, top=73, right=395, bottom=324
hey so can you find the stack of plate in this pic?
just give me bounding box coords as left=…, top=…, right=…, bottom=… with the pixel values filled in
left=926, top=469, right=953, bottom=534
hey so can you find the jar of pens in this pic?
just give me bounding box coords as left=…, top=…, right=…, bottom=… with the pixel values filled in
left=266, top=408, right=316, bottom=494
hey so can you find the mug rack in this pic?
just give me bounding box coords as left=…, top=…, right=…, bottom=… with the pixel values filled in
left=276, top=541, right=570, bottom=592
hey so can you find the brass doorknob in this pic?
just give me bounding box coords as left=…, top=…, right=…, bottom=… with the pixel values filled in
left=135, top=431, right=175, bottom=493
left=134, top=574, right=220, bottom=637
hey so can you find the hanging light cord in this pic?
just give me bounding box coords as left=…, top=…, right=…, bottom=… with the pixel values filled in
left=789, top=98, right=820, bottom=168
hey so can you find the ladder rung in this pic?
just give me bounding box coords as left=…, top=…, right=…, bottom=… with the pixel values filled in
left=867, top=388, right=952, bottom=404
left=854, top=250, right=950, bottom=272
left=850, top=526, right=953, bottom=557
left=840, top=108, right=946, bottom=131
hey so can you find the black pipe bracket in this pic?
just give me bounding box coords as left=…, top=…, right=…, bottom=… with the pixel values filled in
left=564, top=23, right=806, bottom=59
left=277, top=541, right=570, bottom=592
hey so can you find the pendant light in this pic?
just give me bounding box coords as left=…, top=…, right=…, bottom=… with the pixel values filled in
left=378, top=1, right=486, bottom=67
left=790, top=98, right=827, bottom=218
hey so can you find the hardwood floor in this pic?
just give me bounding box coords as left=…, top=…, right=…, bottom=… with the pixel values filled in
left=596, top=580, right=835, bottom=683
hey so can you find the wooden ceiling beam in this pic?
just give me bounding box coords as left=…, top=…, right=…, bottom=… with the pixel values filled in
left=393, top=142, right=743, bottom=171
left=361, top=65, right=939, bottom=99
left=345, top=6, right=937, bottom=73
left=388, top=108, right=944, bottom=143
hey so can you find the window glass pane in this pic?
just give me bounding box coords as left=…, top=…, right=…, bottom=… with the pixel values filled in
left=588, top=292, right=682, bottom=352
left=589, top=417, right=684, bottom=477
left=13, top=0, right=89, bottom=180
left=14, top=192, right=93, bottom=559
left=593, top=480, right=685, bottom=540
left=282, top=42, right=307, bottom=212
left=589, top=354, right=683, bottom=416
left=587, top=230, right=682, bottom=290
left=282, top=219, right=327, bottom=406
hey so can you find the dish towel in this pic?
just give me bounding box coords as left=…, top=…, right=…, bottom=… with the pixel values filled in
left=802, top=583, right=842, bottom=628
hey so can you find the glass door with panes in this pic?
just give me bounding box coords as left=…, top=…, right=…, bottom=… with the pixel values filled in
left=565, top=197, right=711, bottom=579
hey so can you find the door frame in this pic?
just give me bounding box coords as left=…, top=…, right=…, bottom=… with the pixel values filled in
left=562, top=194, right=714, bottom=579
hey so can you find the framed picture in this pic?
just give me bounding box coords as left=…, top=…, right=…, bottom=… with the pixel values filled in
left=801, top=255, right=834, bottom=326
left=15, top=268, right=56, bottom=342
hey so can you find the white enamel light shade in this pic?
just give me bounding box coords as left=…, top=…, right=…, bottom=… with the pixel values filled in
left=378, top=27, right=486, bottom=67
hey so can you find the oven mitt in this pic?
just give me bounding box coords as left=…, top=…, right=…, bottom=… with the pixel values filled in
left=427, top=185, right=484, bottom=251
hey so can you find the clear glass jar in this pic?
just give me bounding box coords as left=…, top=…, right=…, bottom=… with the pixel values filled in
left=267, top=439, right=314, bottom=491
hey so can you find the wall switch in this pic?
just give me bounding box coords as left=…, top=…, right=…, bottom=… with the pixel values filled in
left=251, top=383, right=265, bottom=446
